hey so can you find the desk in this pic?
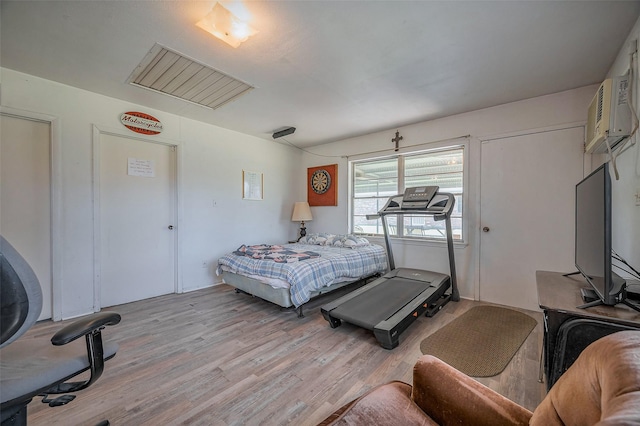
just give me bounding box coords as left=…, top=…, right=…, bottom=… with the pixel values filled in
left=537, top=270, right=640, bottom=389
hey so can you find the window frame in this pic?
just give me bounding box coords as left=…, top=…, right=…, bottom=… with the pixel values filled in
left=349, top=142, right=468, bottom=244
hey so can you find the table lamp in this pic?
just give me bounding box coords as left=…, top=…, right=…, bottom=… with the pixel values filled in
left=292, top=202, right=313, bottom=241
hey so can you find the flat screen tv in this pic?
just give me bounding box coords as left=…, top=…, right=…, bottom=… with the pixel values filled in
left=574, top=162, right=628, bottom=308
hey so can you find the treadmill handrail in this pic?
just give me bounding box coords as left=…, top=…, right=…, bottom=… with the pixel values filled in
left=377, top=193, right=456, bottom=217
left=373, top=191, right=459, bottom=302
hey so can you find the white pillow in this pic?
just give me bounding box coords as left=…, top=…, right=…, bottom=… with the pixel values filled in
left=298, top=232, right=335, bottom=245
left=326, top=234, right=370, bottom=248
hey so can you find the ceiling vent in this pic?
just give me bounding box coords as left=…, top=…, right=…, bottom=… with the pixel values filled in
left=127, top=44, right=254, bottom=110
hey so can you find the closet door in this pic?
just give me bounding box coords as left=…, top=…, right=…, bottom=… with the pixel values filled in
left=480, top=127, right=584, bottom=311
left=1, top=114, right=52, bottom=319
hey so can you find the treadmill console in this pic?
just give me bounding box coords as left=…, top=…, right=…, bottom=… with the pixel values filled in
left=401, top=186, right=439, bottom=210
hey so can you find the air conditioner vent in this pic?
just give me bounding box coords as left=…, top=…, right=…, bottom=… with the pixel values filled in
left=596, top=84, right=604, bottom=123
left=127, top=44, right=254, bottom=110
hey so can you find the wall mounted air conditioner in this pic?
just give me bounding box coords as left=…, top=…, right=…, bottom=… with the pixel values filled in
left=585, top=75, right=632, bottom=154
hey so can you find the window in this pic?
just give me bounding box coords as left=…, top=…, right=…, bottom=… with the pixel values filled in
left=351, top=146, right=464, bottom=241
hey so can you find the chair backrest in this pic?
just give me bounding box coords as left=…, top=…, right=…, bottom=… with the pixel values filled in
left=0, top=236, right=42, bottom=348
left=531, top=330, right=640, bottom=425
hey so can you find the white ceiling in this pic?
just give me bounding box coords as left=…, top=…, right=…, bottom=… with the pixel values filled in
left=2, top=1, right=640, bottom=147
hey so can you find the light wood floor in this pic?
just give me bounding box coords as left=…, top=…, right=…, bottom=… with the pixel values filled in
left=25, top=284, right=546, bottom=425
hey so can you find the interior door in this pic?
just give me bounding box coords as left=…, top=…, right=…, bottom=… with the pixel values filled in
left=480, top=127, right=584, bottom=311
left=0, top=114, right=52, bottom=320
left=99, top=132, right=176, bottom=307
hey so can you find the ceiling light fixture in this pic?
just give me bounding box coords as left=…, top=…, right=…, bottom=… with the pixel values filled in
left=196, top=2, right=257, bottom=48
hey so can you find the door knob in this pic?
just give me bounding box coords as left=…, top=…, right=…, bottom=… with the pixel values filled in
left=168, top=225, right=174, bottom=230
left=482, top=227, right=490, bottom=232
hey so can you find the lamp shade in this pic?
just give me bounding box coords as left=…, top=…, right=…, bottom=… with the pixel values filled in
left=291, top=202, right=313, bottom=222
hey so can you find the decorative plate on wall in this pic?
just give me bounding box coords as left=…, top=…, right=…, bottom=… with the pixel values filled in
left=308, top=164, right=337, bottom=206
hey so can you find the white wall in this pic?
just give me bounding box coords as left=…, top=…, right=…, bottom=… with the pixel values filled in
left=302, top=86, right=598, bottom=301
left=0, top=68, right=304, bottom=319
left=605, top=16, right=640, bottom=281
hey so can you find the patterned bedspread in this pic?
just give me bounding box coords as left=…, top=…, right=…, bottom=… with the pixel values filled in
left=217, top=243, right=388, bottom=307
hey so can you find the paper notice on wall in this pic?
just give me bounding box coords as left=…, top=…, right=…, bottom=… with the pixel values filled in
left=242, top=170, right=263, bottom=200
left=128, top=158, right=155, bottom=177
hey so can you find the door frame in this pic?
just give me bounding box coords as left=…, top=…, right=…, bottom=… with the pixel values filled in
left=92, top=124, right=183, bottom=311
left=476, top=121, right=589, bottom=305
left=1, top=106, right=63, bottom=320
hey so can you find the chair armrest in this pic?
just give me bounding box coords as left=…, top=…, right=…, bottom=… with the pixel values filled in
left=51, top=311, right=121, bottom=346
left=45, top=311, right=121, bottom=394
left=411, top=355, right=532, bottom=426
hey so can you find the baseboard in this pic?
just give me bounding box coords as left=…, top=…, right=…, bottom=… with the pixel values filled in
left=182, top=282, right=220, bottom=293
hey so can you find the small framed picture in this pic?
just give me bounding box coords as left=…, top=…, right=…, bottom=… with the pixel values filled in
left=242, top=170, right=263, bottom=200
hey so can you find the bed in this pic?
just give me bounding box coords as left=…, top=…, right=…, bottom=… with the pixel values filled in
left=216, top=233, right=388, bottom=317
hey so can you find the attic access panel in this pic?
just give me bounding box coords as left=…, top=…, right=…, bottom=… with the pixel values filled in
left=127, top=44, right=254, bottom=110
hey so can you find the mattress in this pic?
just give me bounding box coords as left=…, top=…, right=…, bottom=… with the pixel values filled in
left=217, top=242, right=388, bottom=307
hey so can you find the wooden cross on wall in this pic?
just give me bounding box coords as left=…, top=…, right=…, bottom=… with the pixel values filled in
left=391, top=131, right=403, bottom=152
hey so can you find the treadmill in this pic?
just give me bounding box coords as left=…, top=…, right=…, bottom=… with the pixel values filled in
left=321, top=186, right=459, bottom=349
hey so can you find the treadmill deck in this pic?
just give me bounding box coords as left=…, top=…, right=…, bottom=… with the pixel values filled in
left=321, top=268, right=451, bottom=349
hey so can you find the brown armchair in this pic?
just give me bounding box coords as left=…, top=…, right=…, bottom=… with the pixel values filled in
left=319, top=330, right=640, bottom=425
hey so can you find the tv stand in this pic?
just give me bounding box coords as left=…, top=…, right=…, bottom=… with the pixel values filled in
left=579, top=287, right=598, bottom=304
left=537, top=271, right=640, bottom=389
left=576, top=288, right=640, bottom=313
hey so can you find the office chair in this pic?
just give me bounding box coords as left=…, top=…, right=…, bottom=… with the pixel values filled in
left=0, top=236, right=121, bottom=425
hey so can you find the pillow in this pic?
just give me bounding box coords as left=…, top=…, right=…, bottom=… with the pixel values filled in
left=326, top=234, right=370, bottom=249
left=298, top=232, right=335, bottom=245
